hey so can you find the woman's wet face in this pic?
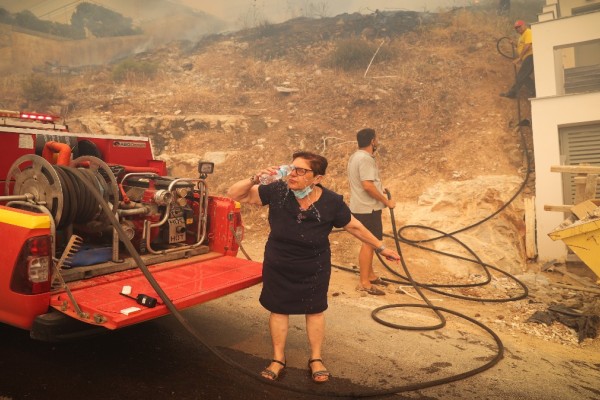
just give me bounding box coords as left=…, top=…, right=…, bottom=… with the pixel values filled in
left=288, top=157, right=315, bottom=189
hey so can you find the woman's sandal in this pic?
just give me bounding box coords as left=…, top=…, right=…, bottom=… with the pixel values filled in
left=308, top=358, right=331, bottom=383
left=369, top=277, right=389, bottom=287
left=261, top=359, right=286, bottom=381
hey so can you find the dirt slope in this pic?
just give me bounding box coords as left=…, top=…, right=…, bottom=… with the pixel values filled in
left=61, top=9, right=527, bottom=197
left=61, top=8, right=533, bottom=269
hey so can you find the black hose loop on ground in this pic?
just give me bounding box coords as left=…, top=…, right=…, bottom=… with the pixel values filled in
left=379, top=229, right=529, bottom=302
left=343, top=96, right=534, bottom=393
left=75, top=163, right=511, bottom=398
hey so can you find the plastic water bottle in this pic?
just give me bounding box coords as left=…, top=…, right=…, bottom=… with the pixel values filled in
left=259, top=165, right=292, bottom=185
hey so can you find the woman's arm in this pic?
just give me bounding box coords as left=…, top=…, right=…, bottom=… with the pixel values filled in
left=343, top=215, right=401, bottom=261
left=227, top=166, right=282, bottom=205
left=227, top=175, right=263, bottom=205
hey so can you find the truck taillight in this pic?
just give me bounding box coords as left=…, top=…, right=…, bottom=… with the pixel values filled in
left=11, top=236, right=53, bottom=295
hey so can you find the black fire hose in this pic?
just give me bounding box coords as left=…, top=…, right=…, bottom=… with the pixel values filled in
left=327, top=104, right=534, bottom=394
left=369, top=190, right=505, bottom=386
left=69, top=167, right=506, bottom=398
left=71, top=169, right=434, bottom=397
left=230, top=141, right=533, bottom=396
left=496, top=36, right=516, bottom=60
left=73, top=103, right=534, bottom=398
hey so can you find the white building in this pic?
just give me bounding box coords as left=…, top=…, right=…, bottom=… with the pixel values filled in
left=530, top=0, right=600, bottom=261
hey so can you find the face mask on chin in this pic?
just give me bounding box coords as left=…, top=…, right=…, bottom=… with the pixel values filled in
left=292, top=185, right=313, bottom=199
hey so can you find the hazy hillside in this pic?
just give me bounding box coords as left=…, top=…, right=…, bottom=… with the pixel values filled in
left=1, top=6, right=535, bottom=271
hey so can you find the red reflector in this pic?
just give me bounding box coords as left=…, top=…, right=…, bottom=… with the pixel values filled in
left=29, top=236, right=51, bottom=255
left=19, top=112, right=56, bottom=122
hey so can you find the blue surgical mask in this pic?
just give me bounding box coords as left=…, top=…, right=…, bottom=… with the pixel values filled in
left=292, top=185, right=313, bottom=199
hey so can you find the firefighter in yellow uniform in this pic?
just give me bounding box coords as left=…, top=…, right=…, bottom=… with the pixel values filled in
left=500, top=20, right=535, bottom=99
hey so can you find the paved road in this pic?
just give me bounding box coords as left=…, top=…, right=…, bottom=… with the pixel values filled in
left=0, top=319, right=377, bottom=400
left=1, top=281, right=598, bottom=400
left=0, top=287, right=398, bottom=400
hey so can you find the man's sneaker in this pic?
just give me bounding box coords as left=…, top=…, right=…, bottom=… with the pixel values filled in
left=499, top=92, right=516, bottom=98
left=356, top=285, right=385, bottom=295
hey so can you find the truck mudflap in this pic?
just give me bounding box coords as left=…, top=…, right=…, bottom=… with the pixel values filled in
left=49, top=254, right=262, bottom=330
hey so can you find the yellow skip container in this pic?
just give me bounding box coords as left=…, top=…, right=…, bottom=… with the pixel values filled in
left=549, top=218, right=600, bottom=282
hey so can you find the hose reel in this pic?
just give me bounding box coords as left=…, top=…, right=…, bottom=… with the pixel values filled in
left=4, top=154, right=119, bottom=229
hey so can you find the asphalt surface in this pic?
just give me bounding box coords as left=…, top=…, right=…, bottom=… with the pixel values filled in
left=2, top=278, right=598, bottom=400
left=0, top=300, right=402, bottom=400
left=0, top=324, right=350, bottom=400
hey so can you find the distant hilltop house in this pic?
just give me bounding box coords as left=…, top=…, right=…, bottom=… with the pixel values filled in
left=530, top=0, right=600, bottom=261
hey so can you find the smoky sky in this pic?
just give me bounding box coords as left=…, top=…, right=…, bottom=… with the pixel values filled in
left=4, top=0, right=473, bottom=25
left=181, top=0, right=472, bottom=22
left=173, top=0, right=477, bottom=23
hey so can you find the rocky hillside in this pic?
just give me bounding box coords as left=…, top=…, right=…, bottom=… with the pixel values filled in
left=4, top=8, right=535, bottom=273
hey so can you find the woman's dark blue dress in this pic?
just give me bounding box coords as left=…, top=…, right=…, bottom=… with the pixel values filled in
left=258, top=181, right=351, bottom=315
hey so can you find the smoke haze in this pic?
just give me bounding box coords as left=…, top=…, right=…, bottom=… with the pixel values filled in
left=180, top=0, right=468, bottom=22
left=4, top=0, right=474, bottom=26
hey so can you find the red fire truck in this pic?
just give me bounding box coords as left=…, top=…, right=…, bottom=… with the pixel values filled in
left=0, top=110, right=262, bottom=341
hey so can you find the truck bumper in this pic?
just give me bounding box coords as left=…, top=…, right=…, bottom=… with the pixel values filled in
left=30, top=310, right=109, bottom=342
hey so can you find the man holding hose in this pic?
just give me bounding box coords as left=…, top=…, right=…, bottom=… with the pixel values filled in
left=347, top=128, right=396, bottom=296
left=500, top=19, right=535, bottom=99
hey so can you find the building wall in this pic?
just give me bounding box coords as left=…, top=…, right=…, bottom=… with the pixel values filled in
left=531, top=92, right=600, bottom=259
left=531, top=9, right=600, bottom=260
left=558, top=0, right=600, bottom=17
left=532, top=11, right=600, bottom=97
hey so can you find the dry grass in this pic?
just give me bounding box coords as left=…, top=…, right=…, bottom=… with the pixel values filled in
left=0, top=76, right=21, bottom=109
left=1, top=7, right=520, bottom=203
left=111, top=58, right=158, bottom=83
left=0, top=6, right=537, bottom=272
left=323, top=38, right=395, bottom=71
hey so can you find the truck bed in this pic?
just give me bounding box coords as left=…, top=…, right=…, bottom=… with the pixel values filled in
left=51, top=252, right=262, bottom=329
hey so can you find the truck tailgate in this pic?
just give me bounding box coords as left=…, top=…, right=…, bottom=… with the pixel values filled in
left=50, top=254, right=262, bottom=329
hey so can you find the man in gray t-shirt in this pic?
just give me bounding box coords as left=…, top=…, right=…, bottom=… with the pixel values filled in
left=347, top=128, right=395, bottom=295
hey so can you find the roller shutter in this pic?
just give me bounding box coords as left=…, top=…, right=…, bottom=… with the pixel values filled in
left=559, top=123, right=600, bottom=204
